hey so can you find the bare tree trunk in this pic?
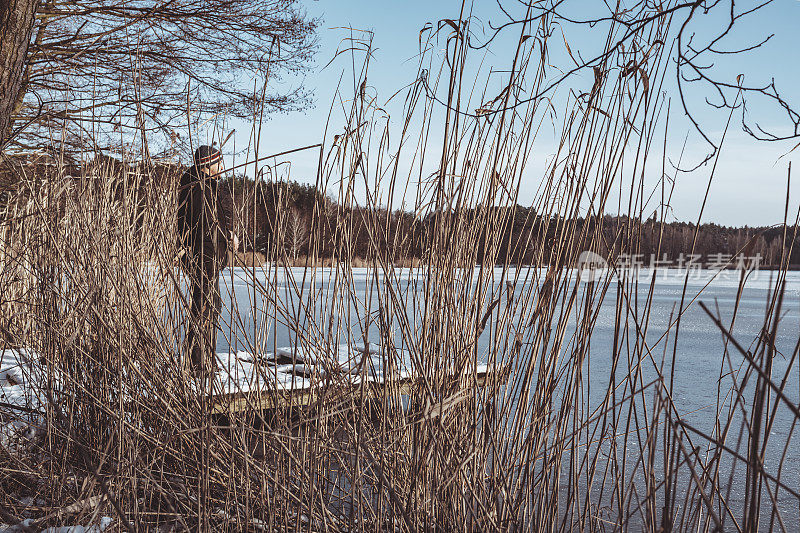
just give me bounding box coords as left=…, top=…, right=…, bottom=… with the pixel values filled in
left=0, top=0, right=38, bottom=148
left=287, top=209, right=308, bottom=263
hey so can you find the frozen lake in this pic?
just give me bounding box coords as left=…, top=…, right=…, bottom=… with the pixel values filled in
left=212, top=266, right=800, bottom=421
left=208, top=266, right=800, bottom=527
left=215, top=266, right=800, bottom=390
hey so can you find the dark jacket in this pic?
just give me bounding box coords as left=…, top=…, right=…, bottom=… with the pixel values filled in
left=177, top=165, right=234, bottom=268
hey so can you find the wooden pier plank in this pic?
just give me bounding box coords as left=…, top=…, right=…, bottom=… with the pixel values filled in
left=211, top=365, right=508, bottom=414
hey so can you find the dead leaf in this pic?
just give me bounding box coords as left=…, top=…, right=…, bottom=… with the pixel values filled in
left=559, top=27, right=579, bottom=67
left=419, top=22, right=432, bottom=49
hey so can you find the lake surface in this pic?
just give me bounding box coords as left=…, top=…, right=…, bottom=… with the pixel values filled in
left=208, top=266, right=800, bottom=528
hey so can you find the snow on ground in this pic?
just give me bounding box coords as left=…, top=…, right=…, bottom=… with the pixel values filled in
left=1, top=343, right=488, bottom=530
left=0, top=348, right=43, bottom=451
left=1, top=348, right=35, bottom=407
left=0, top=516, right=113, bottom=533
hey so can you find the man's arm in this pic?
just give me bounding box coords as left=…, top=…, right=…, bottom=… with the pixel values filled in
left=176, top=174, right=191, bottom=254
left=214, top=182, right=238, bottom=259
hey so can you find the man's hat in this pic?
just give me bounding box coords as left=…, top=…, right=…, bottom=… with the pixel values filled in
left=194, top=145, right=222, bottom=168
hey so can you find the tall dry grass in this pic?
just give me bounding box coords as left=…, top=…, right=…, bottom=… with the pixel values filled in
left=0, top=7, right=798, bottom=533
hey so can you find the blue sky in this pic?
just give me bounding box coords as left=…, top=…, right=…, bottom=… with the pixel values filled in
left=216, top=0, right=800, bottom=227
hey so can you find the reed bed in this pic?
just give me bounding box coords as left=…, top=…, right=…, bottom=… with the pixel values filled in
left=0, top=8, right=798, bottom=532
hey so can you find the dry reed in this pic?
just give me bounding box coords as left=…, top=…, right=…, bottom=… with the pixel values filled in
left=0, top=8, right=797, bottom=533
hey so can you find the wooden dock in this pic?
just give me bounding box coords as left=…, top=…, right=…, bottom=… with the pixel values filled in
left=210, top=345, right=509, bottom=414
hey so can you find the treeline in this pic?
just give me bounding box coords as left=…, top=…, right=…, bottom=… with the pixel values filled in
left=224, top=176, right=799, bottom=268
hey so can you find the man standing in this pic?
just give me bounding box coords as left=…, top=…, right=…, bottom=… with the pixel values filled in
left=176, top=145, right=237, bottom=377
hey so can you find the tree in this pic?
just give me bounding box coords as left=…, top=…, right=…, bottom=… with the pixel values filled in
left=6, top=0, right=317, bottom=154
left=0, top=0, right=39, bottom=148
left=286, top=208, right=307, bottom=262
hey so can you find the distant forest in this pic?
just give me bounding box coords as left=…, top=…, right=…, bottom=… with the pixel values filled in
left=225, top=175, right=800, bottom=268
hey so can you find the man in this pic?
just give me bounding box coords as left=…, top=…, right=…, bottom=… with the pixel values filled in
left=176, top=145, right=238, bottom=377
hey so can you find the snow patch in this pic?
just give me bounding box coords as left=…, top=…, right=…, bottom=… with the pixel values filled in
left=0, top=516, right=113, bottom=533
left=212, top=343, right=421, bottom=396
